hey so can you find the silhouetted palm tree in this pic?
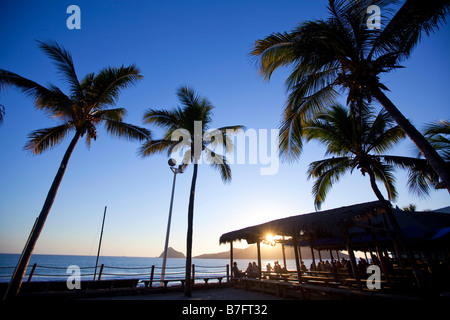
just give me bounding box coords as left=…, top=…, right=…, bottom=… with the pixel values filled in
left=251, top=0, right=450, bottom=192
left=1, top=40, right=150, bottom=299
left=305, top=104, right=424, bottom=284
left=402, top=204, right=417, bottom=212
left=139, top=86, right=244, bottom=296
left=304, top=104, right=405, bottom=209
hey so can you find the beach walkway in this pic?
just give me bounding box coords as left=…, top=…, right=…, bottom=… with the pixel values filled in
left=85, top=287, right=285, bottom=300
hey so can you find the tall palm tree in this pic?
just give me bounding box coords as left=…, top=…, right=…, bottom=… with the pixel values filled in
left=304, top=104, right=405, bottom=209
left=139, top=86, right=244, bottom=296
left=250, top=0, right=450, bottom=192
left=1, top=40, right=151, bottom=299
left=305, top=104, right=426, bottom=285
left=384, top=119, right=450, bottom=196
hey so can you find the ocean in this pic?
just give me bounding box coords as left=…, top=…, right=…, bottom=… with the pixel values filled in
left=0, top=254, right=311, bottom=285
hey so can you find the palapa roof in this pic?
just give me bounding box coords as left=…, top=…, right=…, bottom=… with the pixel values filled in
left=219, top=200, right=390, bottom=245
left=219, top=200, right=450, bottom=249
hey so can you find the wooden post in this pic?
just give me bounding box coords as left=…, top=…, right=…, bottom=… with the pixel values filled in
left=27, top=263, right=37, bottom=282
left=226, top=264, right=230, bottom=282
left=310, top=244, right=316, bottom=270
left=372, top=232, right=391, bottom=284
left=281, top=237, right=287, bottom=269
left=191, top=264, right=195, bottom=285
left=318, top=249, right=322, bottom=262
left=292, top=231, right=303, bottom=284
left=149, top=265, right=155, bottom=288
left=256, top=241, right=262, bottom=278
left=97, top=264, right=104, bottom=281
left=329, top=250, right=336, bottom=272
left=344, top=230, right=362, bottom=290
left=230, top=242, right=234, bottom=278
left=298, top=242, right=303, bottom=266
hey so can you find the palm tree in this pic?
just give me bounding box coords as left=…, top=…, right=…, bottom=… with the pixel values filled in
left=250, top=0, right=450, bottom=192
left=139, top=86, right=244, bottom=296
left=1, top=40, right=151, bottom=299
left=384, top=119, right=450, bottom=196
left=304, top=104, right=405, bottom=210
left=402, top=204, right=417, bottom=212
left=305, top=104, right=426, bottom=284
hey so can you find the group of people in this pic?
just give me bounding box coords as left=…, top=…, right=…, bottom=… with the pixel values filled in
left=232, top=261, right=260, bottom=278
left=266, top=261, right=287, bottom=274
left=232, top=261, right=288, bottom=278
left=310, top=258, right=375, bottom=274
left=232, top=257, right=376, bottom=278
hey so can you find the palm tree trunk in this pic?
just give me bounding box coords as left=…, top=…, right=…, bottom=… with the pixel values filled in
left=185, top=163, right=198, bottom=297
left=3, top=131, right=81, bottom=300
left=366, top=167, right=424, bottom=288
left=371, top=86, right=450, bottom=193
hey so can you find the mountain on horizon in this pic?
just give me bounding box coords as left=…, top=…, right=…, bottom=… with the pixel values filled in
left=158, top=247, right=185, bottom=258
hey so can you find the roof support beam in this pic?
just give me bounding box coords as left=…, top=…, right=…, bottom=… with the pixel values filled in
left=344, top=229, right=362, bottom=290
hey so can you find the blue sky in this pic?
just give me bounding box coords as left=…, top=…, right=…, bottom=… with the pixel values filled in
left=0, top=0, right=449, bottom=258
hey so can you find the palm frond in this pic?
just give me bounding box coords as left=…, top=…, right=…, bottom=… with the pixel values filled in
left=279, top=110, right=304, bottom=162
left=138, top=139, right=176, bottom=157
left=207, top=125, right=246, bottom=154
left=286, top=82, right=339, bottom=125
left=143, top=108, right=184, bottom=130
left=307, top=157, right=353, bottom=210
left=250, top=31, right=298, bottom=80
left=92, top=108, right=126, bottom=122
left=36, top=40, right=81, bottom=96
left=371, top=161, right=398, bottom=201
left=89, top=65, right=143, bottom=109
left=103, top=119, right=151, bottom=142
left=383, top=155, right=441, bottom=197
left=24, top=124, right=73, bottom=155
left=422, top=119, right=450, bottom=160
left=204, top=147, right=232, bottom=183
left=0, top=104, right=5, bottom=123
left=0, top=69, right=72, bottom=113
left=366, top=109, right=406, bottom=154
left=370, top=0, right=450, bottom=61
left=423, top=119, right=450, bottom=137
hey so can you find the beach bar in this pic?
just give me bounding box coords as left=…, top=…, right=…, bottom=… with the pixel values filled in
left=220, top=201, right=450, bottom=299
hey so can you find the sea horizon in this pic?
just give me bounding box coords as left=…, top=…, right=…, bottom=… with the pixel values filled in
left=0, top=253, right=309, bottom=284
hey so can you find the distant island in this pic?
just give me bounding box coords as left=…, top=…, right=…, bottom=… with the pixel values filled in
left=158, top=247, right=185, bottom=258
left=193, top=244, right=349, bottom=260
left=158, top=245, right=349, bottom=260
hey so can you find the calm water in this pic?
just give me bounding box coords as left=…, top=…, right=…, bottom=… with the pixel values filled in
left=0, top=254, right=311, bottom=284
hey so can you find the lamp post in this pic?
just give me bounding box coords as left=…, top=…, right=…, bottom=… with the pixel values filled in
left=160, top=158, right=183, bottom=283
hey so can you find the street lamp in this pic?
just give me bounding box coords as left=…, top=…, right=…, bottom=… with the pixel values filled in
left=160, top=158, right=184, bottom=283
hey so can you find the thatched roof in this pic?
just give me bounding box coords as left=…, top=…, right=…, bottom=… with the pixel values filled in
left=219, top=200, right=389, bottom=245
left=219, top=200, right=450, bottom=250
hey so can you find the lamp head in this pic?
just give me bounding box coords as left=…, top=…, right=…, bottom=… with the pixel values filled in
left=168, top=158, right=177, bottom=167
